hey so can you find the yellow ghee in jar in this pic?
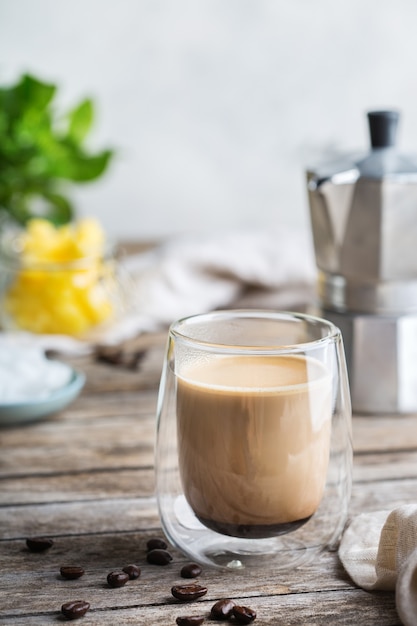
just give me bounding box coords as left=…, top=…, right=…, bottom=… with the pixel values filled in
left=3, top=218, right=115, bottom=336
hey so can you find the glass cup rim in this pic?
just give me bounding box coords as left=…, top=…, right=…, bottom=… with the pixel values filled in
left=169, top=309, right=341, bottom=354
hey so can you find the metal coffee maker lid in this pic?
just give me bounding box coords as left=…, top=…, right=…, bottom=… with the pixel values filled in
left=307, top=110, right=417, bottom=414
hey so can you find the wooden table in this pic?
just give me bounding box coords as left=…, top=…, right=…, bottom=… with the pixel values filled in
left=1, top=327, right=416, bottom=625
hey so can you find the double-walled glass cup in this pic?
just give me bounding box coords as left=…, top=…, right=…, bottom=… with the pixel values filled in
left=156, top=310, right=352, bottom=571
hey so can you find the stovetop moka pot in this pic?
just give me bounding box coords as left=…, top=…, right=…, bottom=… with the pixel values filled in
left=307, top=110, right=417, bottom=413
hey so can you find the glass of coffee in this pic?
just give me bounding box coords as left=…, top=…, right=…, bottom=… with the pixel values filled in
left=155, top=310, right=352, bottom=571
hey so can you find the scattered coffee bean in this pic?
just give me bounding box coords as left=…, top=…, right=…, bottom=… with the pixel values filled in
left=181, top=563, right=202, bottom=578
left=171, top=584, right=208, bottom=602
left=61, top=600, right=90, bottom=620
left=60, top=566, right=85, bottom=580
left=232, top=605, right=257, bottom=624
left=146, top=537, right=168, bottom=551
left=146, top=548, right=173, bottom=565
left=95, top=345, right=145, bottom=370
left=176, top=616, right=205, bottom=626
left=107, top=571, right=130, bottom=588
left=210, top=598, right=236, bottom=620
left=26, top=537, right=54, bottom=552
left=122, top=564, right=141, bottom=579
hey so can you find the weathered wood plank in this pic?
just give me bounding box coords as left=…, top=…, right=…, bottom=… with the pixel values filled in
left=349, top=477, right=417, bottom=515
left=2, top=450, right=417, bottom=505
left=0, top=529, right=343, bottom=586
left=0, top=550, right=343, bottom=615
left=0, top=497, right=159, bottom=540
left=0, top=531, right=383, bottom=621
left=0, top=468, right=155, bottom=504
left=353, top=450, right=417, bottom=482
left=2, top=407, right=416, bottom=480
left=0, top=416, right=155, bottom=477
left=0, top=588, right=400, bottom=625
left=352, top=414, right=417, bottom=452
left=1, top=477, right=417, bottom=541
left=2, top=400, right=416, bottom=465
left=61, top=389, right=157, bottom=420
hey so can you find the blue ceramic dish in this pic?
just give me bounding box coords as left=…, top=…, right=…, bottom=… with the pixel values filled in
left=0, top=368, right=85, bottom=426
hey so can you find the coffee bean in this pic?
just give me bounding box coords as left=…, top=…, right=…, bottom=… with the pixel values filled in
left=60, top=566, right=85, bottom=580
left=146, top=548, right=173, bottom=565
left=171, top=584, right=208, bottom=602
left=122, top=564, right=141, bottom=579
left=61, top=600, right=90, bottom=620
left=95, top=345, right=145, bottom=370
left=232, top=605, right=257, bottom=623
left=107, top=571, right=129, bottom=588
left=176, top=616, right=205, bottom=626
left=146, top=537, right=168, bottom=551
left=26, top=537, right=54, bottom=552
left=210, top=598, right=236, bottom=620
left=181, top=563, right=202, bottom=578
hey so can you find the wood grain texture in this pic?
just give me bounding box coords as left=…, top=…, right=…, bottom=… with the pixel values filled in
left=0, top=593, right=401, bottom=626
left=0, top=326, right=413, bottom=625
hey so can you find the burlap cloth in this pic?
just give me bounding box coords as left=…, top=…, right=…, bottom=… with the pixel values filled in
left=339, top=504, right=417, bottom=625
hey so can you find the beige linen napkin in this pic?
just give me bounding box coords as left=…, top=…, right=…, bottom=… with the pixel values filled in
left=122, top=226, right=316, bottom=326
left=338, top=504, right=417, bottom=626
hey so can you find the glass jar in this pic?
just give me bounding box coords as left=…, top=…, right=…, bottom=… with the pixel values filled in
left=0, top=224, right=126, bottom=337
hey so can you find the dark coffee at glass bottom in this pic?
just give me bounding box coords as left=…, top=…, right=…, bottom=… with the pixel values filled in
left=197, top=515, right=313, bottom=539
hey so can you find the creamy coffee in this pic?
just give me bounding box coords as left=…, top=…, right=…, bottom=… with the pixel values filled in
left=176, top=354, right=332, bottom=539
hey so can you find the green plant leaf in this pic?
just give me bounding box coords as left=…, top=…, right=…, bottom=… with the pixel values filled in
left=41, top=191, right=74, bottom=225
left=17, top=74, right=56, bottom=111
left=68, top=98, right=94, bottom=144
left=0, top=74, right=56, bottom=123
left=0, top=72, right=114, bottom=227
left=2, top=190, right=74, bottom=226
left=48, top=147, right=114, bottom=182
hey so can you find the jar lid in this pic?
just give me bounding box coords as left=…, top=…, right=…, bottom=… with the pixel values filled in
left=308, top=110, right=417, bottom=185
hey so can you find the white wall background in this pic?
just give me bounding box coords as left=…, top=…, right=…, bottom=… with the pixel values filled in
left=1, top=0, right=417, bottom=240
